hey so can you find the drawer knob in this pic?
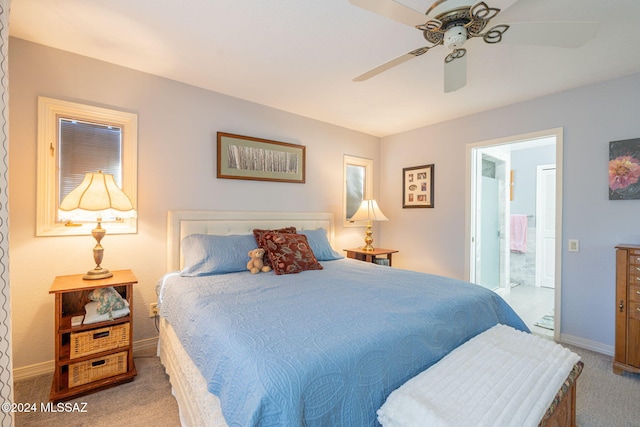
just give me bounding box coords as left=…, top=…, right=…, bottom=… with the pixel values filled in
left=620, top=300, right=625, bottom=312
left=637, top=308, right=640, bottom=313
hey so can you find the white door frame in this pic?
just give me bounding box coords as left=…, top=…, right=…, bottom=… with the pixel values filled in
left=465, top=128, right=563, bottom=341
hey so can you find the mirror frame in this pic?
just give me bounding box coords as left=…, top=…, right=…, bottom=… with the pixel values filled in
left=343, top=155, right=373, bottom=227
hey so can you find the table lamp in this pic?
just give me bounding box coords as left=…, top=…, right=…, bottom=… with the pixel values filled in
left=58, top=171, right=137, bottom=280
left=350, top=199, right=388, bottom=251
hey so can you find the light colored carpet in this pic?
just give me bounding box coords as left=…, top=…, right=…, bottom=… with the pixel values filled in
left=568, top=344, right=640, bottom=427
left=14, top=348, right=180, bottom=427
left=13, top=343, right=640, bottom=426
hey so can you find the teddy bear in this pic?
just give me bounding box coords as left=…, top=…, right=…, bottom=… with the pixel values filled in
left=247, top=248, right=272, bottom=274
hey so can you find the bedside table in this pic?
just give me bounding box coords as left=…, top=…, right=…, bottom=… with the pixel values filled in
left=344, top=248, right=398, bottom=266
left=49, top=269, right=137, bottom=402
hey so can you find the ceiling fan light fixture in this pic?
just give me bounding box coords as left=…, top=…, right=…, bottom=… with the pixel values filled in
left=444, top=25, right=468, bottom=49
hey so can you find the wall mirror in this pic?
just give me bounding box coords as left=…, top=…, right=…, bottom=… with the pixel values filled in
left=343, top=155, right=373, bottom=227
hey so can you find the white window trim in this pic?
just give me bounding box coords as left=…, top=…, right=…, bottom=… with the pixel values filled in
left=36, top=97, right=138, bottom=236
left=343, top=155, right=373, bottom=228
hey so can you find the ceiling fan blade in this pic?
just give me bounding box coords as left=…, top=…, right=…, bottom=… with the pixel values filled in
left=502, top=21, right=599, bottom=48
left=444, top=51, right=467, bottom=93
left=481, top=0, right=520, bottom=15
left=353, top=47, right=430, bottom=82
left=348, top=0, right=431, bottom=27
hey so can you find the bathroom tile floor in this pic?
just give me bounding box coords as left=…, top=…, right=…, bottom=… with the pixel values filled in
left=496, top=284, right=555, bottom=339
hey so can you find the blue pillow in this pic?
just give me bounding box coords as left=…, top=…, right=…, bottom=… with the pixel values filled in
left=180, top=234, right=257, bottom=276
left=300, top=228, right=344, bottom=261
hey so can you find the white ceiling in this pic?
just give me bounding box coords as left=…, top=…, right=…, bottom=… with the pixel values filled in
left=9, top=0, right=640, bottom=137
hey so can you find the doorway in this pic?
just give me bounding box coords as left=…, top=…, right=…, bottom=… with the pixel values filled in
left=466, top=129, right=562, bottom=340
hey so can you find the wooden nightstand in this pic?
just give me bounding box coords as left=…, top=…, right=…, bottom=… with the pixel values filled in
left=49, top=269, right=137, bottom=402
left=344, top=248, right=398, bottom=266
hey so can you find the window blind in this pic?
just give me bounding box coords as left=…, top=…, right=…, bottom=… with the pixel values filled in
left=59, top=118, right=123, bottom=203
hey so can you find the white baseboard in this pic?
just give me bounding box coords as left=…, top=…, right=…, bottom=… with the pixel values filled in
left=13, top=336, right=159, bottom=382
left=13, top=360, right=54, bottom=382
left=133, top=336, right=159, bottom=354
left=560, top=333, right=613, bottom=356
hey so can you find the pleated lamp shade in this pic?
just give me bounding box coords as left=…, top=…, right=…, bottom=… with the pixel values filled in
left=59, top=171, right=136, bottom=222
left=350, top=199, right=389, bottom=222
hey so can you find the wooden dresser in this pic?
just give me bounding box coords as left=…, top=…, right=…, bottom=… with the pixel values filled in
left=614, top=244, right=640, bottom=375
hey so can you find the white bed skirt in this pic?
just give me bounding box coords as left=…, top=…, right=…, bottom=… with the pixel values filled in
left=158, top=317, right=228, bottom=427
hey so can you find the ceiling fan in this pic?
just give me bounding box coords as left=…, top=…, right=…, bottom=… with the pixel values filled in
left=350, top=0, right=599, bottom=92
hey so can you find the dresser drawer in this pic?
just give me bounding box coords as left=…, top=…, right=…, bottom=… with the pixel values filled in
left=630, top=284, right=640, bottom=302
left=630, top=301, right=640, bottom=320
left=630, top=252, right=640, bottom=265
left=69, top=351, right=128, bottom=388
left=70, top=323, right=130, bottom=359
left=629, top=267, right=640, bottom=287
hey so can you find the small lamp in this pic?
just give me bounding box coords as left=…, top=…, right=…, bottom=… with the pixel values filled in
left=58, top=171, right=137, bottom=280
left=350, top=199, right=388, bottom=251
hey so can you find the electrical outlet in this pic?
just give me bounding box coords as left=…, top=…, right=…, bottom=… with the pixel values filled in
left=149, top=302, right=159, bottom=317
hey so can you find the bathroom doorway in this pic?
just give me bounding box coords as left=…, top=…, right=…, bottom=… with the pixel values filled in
left=466, top=129, right=562, bottom=339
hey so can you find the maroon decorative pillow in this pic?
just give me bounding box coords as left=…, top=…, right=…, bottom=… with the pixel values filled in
left=253, top=227, right=297, bottom=267
left=262, top=232, right=323, bottom=275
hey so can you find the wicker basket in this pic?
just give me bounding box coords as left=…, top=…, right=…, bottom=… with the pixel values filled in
left=69, top=351, right=128, bottom=388
left=70, top=323, right=130, bottom=359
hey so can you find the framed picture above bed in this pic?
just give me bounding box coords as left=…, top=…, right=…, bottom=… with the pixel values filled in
left=403, top=164, right=434, bottom=208
left=217, top=132, right=306, bottom=183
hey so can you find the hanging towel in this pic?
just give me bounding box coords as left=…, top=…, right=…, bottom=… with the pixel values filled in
left=510, top=214, right=527, bottom=253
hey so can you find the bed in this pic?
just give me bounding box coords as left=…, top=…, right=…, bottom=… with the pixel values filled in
left=157, top=210, right=581, bottom=427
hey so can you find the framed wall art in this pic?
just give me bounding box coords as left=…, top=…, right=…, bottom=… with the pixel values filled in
left=217, top=132, right=305, bottom=183
left=403, top=164, right=434, bottom=208
left=609, top=138, right=640, bottom=200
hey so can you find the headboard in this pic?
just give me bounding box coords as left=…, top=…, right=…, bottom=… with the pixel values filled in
left=167, top=210, right=336, bottom=271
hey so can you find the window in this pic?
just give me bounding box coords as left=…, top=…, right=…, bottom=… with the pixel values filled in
left=343, top=155, right=373, bottom=227
left=37, top=97, right=138, bottom=236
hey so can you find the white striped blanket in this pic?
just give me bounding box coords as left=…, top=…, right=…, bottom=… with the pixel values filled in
left=377, top=324, right=580, bottom=427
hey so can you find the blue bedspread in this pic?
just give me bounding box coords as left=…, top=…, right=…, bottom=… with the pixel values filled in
left=158, top=259, right=527, bottom=427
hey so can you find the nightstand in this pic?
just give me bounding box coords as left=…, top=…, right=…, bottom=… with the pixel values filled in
left=49, top=269, right=137, bottom=402
left=344, top=248, right=398, bottom=266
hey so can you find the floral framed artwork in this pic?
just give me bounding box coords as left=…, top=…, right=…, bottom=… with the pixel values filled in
left=609, top=138, right=640, bottom=200
left=403, top=164, right=434, bottom=208
left=217, top=132, right=305, bottom=183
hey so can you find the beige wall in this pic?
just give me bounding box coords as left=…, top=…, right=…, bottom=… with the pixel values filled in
left=8, top=38, right=380, bottom=371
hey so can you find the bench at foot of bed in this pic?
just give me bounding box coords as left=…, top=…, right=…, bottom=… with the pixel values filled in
left=378, top=324, right=583, bottom=427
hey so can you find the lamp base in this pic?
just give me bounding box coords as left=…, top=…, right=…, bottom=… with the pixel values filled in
left=361, top=243, right=375, bottom=252
left=83, top=268, right=113, bottom=280
left=83, top=221, right=113, bottom=280
left=361, top=223, right=375, bottom=252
